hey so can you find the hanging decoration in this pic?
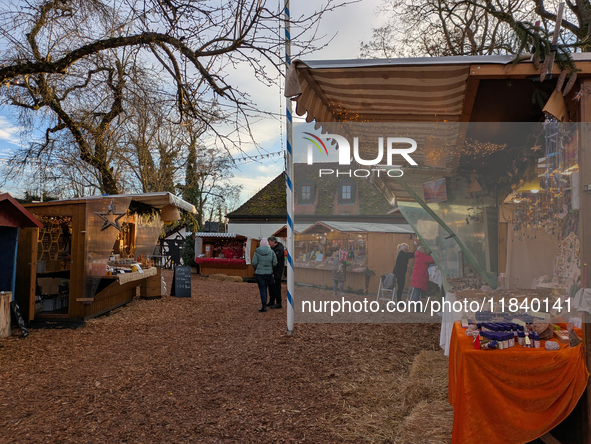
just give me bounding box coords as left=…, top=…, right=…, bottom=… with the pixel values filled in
left=466, top=175, right=484, bottom=224
left=233, top=151, right=283, bottom=165
left=95, top=199, right=126, bottom=231
left=510, top=116, right=578, bottom=242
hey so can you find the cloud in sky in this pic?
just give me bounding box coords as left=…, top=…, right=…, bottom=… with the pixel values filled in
left=226, top=0, right=387, bottom=204
left=0, top=115, right=22, bottom=146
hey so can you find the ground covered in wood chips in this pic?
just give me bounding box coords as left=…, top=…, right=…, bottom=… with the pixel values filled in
left=0, top=271, right=449, bottom=443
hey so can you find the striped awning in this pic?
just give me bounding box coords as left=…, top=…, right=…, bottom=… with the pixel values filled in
left=286, top=55, right=525, bottom=123
left=300, top=221, right=414, bottom=235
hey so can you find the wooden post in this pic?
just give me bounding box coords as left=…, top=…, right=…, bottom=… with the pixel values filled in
left=579, top=78, right=591, bottom=444
left=0, top=291, right=11, bottom=338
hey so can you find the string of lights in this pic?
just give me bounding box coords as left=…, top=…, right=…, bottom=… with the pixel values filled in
left=233, top=150, right=284, bottom=165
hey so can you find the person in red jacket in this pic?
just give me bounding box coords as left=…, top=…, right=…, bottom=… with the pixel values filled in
left=410, top=243, right=435, bottom=302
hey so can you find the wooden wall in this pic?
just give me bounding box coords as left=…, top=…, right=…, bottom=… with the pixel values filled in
left=579, top=78, right=591, bottom=443
left=367, top=232, right=415, bottom=293
left=15, top=227, right=38, bottom=321
left=22, top=202, right=86, bottom=319
left=498, top=222, right=508, bottom=274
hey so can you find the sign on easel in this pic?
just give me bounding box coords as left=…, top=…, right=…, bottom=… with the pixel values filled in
left=171, top=266, right=191, bottom=298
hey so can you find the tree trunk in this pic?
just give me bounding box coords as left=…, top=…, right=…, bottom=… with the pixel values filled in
left=100, top=166, right=118, bottom=195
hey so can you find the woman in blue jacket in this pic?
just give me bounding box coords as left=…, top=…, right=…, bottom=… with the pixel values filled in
left=252, top=238, right=278, bottom=312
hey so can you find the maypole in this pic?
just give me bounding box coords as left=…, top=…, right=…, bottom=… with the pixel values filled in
left=284, top=0, right=295, bottom=335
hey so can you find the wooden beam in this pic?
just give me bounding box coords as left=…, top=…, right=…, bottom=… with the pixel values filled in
left=340, top=113, right=460, bottom=122
left=469, top=61, right=591, bottom=79
left=459, top=77, right=480, bottom=123
left=578, top=77, right=591, bottom=444
left=539, top=432, right=563, bottom=444
left=450, top=77, right=480, bottom=173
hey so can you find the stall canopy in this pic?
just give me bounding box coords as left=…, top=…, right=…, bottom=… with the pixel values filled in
left=195, top=233, right=246, bottom=239
left=285, top=53, right=591, bottom=123
left=42, top=192, right=197, bottom=213
left=301, top=221, right=414, bottom=235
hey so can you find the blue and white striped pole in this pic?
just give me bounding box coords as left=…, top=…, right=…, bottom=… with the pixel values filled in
left=284, top=0, right=295, bottom=335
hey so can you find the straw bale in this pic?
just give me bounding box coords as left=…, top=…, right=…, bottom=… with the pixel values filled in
left=402, top=350, right=449, bottom=410
left=396, top=401, right=453, bottom=444
left=208, top=274, right=244, bottom=282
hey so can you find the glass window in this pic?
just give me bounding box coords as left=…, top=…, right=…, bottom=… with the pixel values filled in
left=302, top=185, right=311, bottom=201
left=342, top=184, right=352, bottom=201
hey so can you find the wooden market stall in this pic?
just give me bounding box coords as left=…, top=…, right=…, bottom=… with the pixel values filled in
left=285, top=53, right=591, bottom=443
left=194, top=232, right=259, bottom=278
left=295, top=221, right=415, bottom=293
left=15, top=192, right=195, bottom=321
left=0, top=193, right=43, bottom=337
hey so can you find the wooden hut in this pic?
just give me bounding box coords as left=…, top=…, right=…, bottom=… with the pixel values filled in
left=294, top=221, right=415, bottom=293
left=15, top=192, right=195, bottom=321
left=195, top=233, right=259, bottom=278
left=0, top=193, right=43, bottom=336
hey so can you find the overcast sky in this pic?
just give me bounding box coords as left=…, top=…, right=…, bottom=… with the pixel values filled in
left=0, top=0, right=387, bottom=205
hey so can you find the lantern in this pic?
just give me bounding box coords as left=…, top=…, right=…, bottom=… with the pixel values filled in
left=161, top=204, right=181, bottom=224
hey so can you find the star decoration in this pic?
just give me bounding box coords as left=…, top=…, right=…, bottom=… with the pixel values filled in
left=95, top=199, right=126, bottom=231
left=531, top=145, right=542, bottom=152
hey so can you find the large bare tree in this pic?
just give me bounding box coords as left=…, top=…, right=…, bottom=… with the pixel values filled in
left=361, top=0, right=589, bottom=73
left=0, top=0, right=343, bottom=194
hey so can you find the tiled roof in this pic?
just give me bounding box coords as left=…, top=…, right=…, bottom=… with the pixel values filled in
left=228, top=165, right=394, bottom=220
left=227, top=172, right=287, bottom=218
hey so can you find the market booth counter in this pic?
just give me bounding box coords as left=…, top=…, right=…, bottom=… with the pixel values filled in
left=16, top=192, right=195, bottom=321
left=195, top=233, right=260, bottom=278
left=294, top=221, right=415, bottom=293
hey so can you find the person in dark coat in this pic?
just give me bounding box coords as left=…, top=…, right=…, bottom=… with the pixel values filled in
left=252, top=238, right=277, bottom=312
left=267, top=236, right=285, bottom=309
left=392, top=243, right=415, bottom=302
left=332, top=250, right=347, bottom=295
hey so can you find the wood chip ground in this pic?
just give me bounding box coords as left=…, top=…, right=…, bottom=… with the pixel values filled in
left=0, top=271, right=447, bottom=443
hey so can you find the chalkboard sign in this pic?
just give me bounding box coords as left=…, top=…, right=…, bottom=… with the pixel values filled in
left=171, top=266, right=191, bottom=298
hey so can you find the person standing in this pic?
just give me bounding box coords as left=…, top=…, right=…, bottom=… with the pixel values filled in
left=267, top=236, right=285, bottom=309
left=392, top=243, right=415, bottom=302
left=252, top=238, right=277, bottom=312
left=410, top=244, right=435, bottom=302
left=332, top=251, right=347, bottom=295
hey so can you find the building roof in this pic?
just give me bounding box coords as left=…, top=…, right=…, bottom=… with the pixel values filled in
left=301, top=220, right=413, bottom=235
left=0, top=193, right=43, bottom=228
left=23, top=192, right=197, bottom=213
left=227, top=172, right=287, bottom=219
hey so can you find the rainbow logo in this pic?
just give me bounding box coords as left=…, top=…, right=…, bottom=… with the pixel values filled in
left=303, top=132, right=328, bottom=156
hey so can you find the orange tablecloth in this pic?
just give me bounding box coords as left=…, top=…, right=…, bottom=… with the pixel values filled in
left=449, top=323, right=588, bottom=444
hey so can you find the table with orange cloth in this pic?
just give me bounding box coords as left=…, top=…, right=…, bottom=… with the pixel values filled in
left=449, top=322, right=588, bottom=444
